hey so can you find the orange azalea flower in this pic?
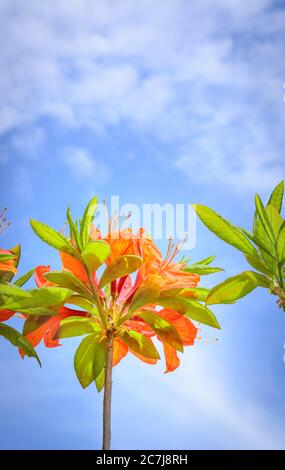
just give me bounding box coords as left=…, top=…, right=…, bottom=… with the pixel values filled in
left=112, top=309, right=197, bottom=372
left=156, top=309, right=197, bottom=372
left=139, top=235, right=200, bottom=291
left=0, top=248, right=17, bottom=274
left=21, top=305, right=89, bottom=352
left=0, top=248, right=17, bottom=322
left=91, top=224, right=142, bottom=263
left=35, top=265, right=54, bottom=287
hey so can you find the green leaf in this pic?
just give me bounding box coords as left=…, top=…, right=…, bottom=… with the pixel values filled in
left=158, top=295, right=220, bottom=329
left=180, top=287, right=210, bottom=302
left=1, top=287, right=73, bottom=311
left=265, top=204, right=283, bottom=239
left=184, top=301, right=220, bottom=329
left=99, top=255, right=142, bottom=289
left=23, top=315, right=52, bottom=336
left=11, top=244, right=21, bottom=268
left=74, top=333, right=106, bottom=389
left=196, top=256, right=216, bottom=265
left=193, top=204, right=257, bottom=256
left=253, top=214, right=278, bottom=273
left=15, top=307, right=58, bottom=316
left=44, top=271, right=91, bottom=297
left=80, top=196, right=98, bottom=247
left=0, top=323, right=41, bottom=366
left=56, top=316, right=101, bottom=339
left=241, top=227, right=274, bottom=258
left=255, top=195, right=275, bottom=242
left=184, top=264, right=224, bottom=275
left=81, top=240, right=111, bottom=272
left=245, top=254, right=272, bottom=277
left=67, top=295, right=99, bottom=316
left=206, top=271, right=270, bottom=305
left=277, top=223, right=285, bottom=265
left=267, top=180, right=284, bottom=213
left=0, top=282, right=31, bottom=300
left=121, top=330, right=160, bottom=359
left=245, top=271, right=271, bottom=287
left=95, top=368, right=105, bottom=392
left=14, top=268, right=35, bottom=287
left=0, top=254, right=16, bottom=262
left=129, top=280, right=160, bottom=314
left=67, top=207, right=82, bottom=251
left=138, top=310, right=183, bottom=352
left=30, top=219, right=78, bottom=257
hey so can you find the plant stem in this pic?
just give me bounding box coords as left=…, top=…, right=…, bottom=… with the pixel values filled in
left=102, top=329, right=114, bottom=450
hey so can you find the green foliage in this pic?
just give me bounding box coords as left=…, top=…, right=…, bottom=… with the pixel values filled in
left=121, top=330, right=160, bottom=359
left=44, top=271, right=91, bottom=298
left=0, top=323, right=41, bottom=366
left=0, top=253, right=15, bottom=262
left=80, top=196, right=98, bottom=248
left=56, top=316, right=101, bottom=339
left=193, top=181, right=285, bottom=309
left=30, top=219, right=78, bottom=257
left=99, top=255, right=142, bottom=289
left=183, top=255, right=224, bottom=275
left=74, top=333, right=106, bottom=388
left=193, top=204, right=258, bottom=256
left=95, top=368, right=105, bottom=392
left=67, top=207, right=82, bottom=251
left=81, top=240, right=111, bottom=272
left=14, top=268, right=35, bottom=287
left=206, top=271, right=270, bottom=305
left=67, top=295, right=99, bottom=316
left=1, top=286, right=73, bottom=312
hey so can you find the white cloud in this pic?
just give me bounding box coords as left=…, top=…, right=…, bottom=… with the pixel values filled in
left=0, top=0, right=284, bottom=193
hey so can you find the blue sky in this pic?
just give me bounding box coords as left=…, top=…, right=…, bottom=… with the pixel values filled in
left=1, top=0, right=285, bottom=450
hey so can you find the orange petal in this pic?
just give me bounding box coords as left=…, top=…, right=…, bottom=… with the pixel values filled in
left=0, top=249, right=17, bottom=273
left=157, top=309, right=197, bottom=345
left=58, top=306, right=89, bottom=318
left=129, top=348, right=158, bottom=365
left=34, top=265, right=53, bottom=287
left=0, top=309, right=14, bottom=322
left=113, top=338, right=128, bottom=366
left=163, top=342, right=180, bottom=373
left=43, top=320, right=61, bottom=348
left=0, top=262, right=17, bottom=273
left=21, top=316, right=60, bottom=356
left=60, top=251, right=88, bottom=283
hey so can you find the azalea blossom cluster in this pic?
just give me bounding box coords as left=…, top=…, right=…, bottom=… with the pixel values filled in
left=30, top=227, right=200, bottom=373
left=0, top=198, right=221, bottom=393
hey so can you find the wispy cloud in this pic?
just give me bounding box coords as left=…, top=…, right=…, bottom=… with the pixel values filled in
left=0, top=0, right=284, bottom=193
